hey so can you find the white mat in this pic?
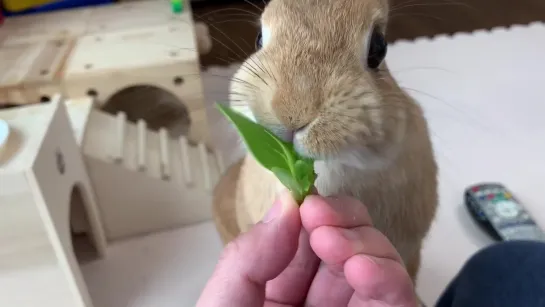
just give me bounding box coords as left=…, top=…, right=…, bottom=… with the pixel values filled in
left=81, top=22, right=545, bottom=306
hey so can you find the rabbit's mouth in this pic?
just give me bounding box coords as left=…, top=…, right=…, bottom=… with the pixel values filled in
left=266, top=126, right=295, bottom=143
left=266, top=123, right=310, bottom=144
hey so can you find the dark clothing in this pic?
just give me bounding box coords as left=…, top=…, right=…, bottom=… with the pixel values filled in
left=436, top=240, right=545, bottom=307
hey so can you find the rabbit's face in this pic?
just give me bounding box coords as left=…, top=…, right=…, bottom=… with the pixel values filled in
left=230, top=0, right=413, bottom=168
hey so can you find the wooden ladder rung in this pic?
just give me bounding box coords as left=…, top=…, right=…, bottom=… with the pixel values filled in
left=159, top=128, right=171, bottom=180
left=136, top=119, right=147, bottom=171
left=198, top=143, right=211, bottom=191
left=179, top=136, right=193, bottom=186
left=114, top=111, right=126, bottom=163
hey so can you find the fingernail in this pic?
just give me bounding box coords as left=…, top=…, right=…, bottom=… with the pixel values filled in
left=262, top=190, right=296, bottom=223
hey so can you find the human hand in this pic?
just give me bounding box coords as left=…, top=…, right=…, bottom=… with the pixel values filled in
left=196, top=191, right=417, bottom=307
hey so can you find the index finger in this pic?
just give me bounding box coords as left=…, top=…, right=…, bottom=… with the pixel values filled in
left=265, top=229, right=320, bottom=305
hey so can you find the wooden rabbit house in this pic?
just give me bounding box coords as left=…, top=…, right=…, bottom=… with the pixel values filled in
left=0, top=95, right=224, bottom=307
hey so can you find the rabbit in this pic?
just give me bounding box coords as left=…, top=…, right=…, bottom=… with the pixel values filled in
left=212, top=0, right=438, bottom=284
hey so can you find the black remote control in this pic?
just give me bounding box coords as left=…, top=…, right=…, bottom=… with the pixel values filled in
left=464, top=182, right=545, bottom=241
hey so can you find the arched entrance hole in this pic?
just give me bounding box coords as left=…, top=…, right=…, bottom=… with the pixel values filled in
left=69, top=185, right=99, bottom=264
left=98, top=85, right=191, bottom=137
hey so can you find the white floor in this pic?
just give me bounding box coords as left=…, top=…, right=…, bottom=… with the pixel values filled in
left=81, top=222, right=222, bottom=307
left=81, top=22, right=545, bottom=306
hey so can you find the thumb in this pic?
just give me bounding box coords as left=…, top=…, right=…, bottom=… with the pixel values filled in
left=197, top=190, right=301, bottom=307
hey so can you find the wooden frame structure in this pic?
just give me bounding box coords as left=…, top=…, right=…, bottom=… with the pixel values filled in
left=0, top=0, right=212, bottom=144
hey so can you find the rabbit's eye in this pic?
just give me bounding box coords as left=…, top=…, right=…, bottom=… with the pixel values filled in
left=367, top=28, right=387, bottom=70
left=256, top=31, right=263, bottom=50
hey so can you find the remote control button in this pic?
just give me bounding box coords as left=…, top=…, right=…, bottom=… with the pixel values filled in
left=494, top=200, right=520, bottom=219
left=504, top=192, right=512, bottom=199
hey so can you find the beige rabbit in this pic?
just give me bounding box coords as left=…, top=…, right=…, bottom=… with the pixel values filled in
left=212, top=0, right=438, bottom=283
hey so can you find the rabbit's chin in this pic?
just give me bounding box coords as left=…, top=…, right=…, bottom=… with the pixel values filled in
left=316, top=143, right=399, bottom=172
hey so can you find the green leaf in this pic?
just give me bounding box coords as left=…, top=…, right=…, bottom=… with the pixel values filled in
left=294, top=160, right=312, bottom=181
left=271, top=167, right=304, bottom=203
left=294, top=160, right=315, bottom=193
left=216, top=103, right=317, bottom=204
left=216, top=103, right=291, bottom=171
